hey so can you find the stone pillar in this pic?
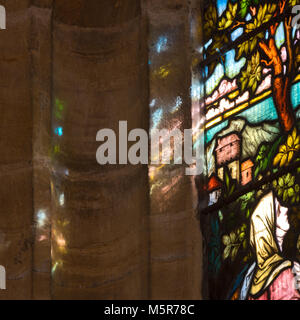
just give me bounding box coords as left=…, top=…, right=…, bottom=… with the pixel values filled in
left=0, top=1, right=33, bottom=299
left=31, top=0, right=53, bottom=300
left=51, top=0, right=149, bottom=299
left=146, top=0, right=202, bottom=299
left=190, top=0, right=205, bottom=299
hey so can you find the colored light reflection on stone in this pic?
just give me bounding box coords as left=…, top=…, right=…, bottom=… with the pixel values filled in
left=59, top=193, right=65, bottom=206
left=53, top=145, right=60, bottom=154
left=55, top=98, right=65, bottom=120
left=54, top=126, right=63, bottom=137
left=37, top=209, right=47, bottom=228
left=156, top=36, right=168, bottom=53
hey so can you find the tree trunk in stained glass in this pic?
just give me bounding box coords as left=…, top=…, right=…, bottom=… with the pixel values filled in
left=273, top=76, right=294, bottom=132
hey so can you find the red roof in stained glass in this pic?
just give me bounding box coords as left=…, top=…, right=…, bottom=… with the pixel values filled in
left=207, top=175, right=222, bottom=192
left=241, top=159, right=254, bottom=171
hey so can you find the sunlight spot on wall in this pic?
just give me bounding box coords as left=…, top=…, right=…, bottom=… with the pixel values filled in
left=156, top=36, right=168, bottom=53
left=37, top=210, right=47, bottom=228
left=59, top=193, right=65, bottom=206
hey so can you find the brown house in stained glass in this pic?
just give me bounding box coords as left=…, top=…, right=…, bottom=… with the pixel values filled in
left=215, top=133, right=241, bottom=182
left=241, top=159, right=254, bottom=186
left=215, top=133, right=240, bottom=166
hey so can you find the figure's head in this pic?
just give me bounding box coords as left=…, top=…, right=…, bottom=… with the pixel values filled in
left=275, top=197, right=290, bottom=251
left=250, top=192, right=289, bottom=258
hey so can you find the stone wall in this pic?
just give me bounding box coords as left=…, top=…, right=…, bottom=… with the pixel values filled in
left=146, top=0, right=202, bottom=299
left=0, top=0, right=33, bottom=300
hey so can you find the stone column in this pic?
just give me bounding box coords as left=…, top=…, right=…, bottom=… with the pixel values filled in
left=51, top=0, right=149, bottom=299
left=146, top=0, right=202, bottom=299
left=31, top=0, right=53, bottom=300
left=0, top=1, right=33, bottom=299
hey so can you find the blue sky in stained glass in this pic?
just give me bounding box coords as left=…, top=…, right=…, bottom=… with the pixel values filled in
left=217, top=0, right=228, bottom=16
left=225, top=49, right=246, bottom=79
left=293, top=25, right=297, bottom=38
left=275, top=22, right=285, bottom=48
left=239, top=98, right=278, bottom=123
left=291, top=82, right=300, bottom=109
left=205, top=50, right=245, bottom=94
left=265, top=30, right=269, bottom=39
left=231, top=27, right=243, bottom=41
left=245, top=13, right=251, bottom=21
left=205, top=120, right=229, bottom=144
left=206, top=63, right=224, bottom=95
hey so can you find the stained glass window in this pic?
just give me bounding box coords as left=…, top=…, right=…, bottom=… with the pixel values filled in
left=200, top=0, right=300, bottom=300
